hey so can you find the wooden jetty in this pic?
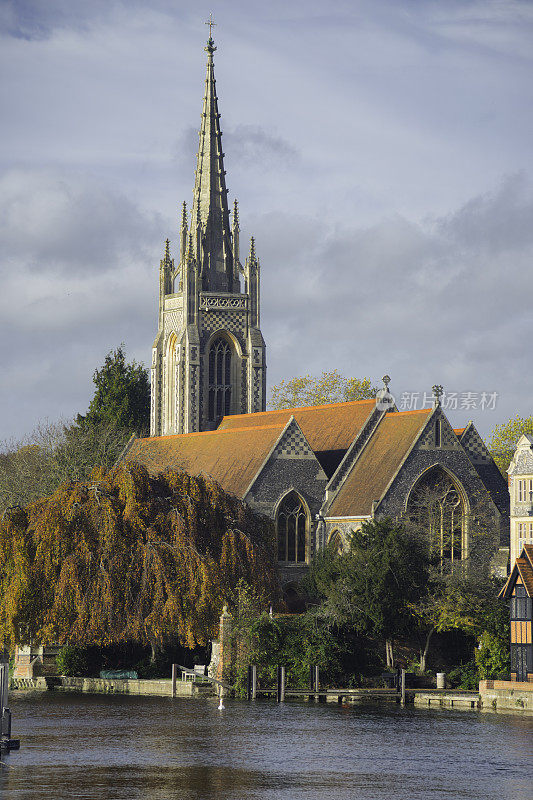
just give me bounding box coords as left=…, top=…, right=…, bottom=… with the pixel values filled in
left=244, top=666, right=479, bottom=709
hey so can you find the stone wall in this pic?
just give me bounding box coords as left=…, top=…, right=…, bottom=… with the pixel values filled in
left=479, top=679, right=533, bottom=712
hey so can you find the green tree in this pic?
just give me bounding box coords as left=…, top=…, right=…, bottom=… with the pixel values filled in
left=410, top=575, right=509, bottom=674
left=77, top=345, right=150, bottom=434
left=319, top=519, right=430, bottom=668
left=0, top=347, right=150, bottom=511
left=269, top=370, right=377, bottom=410
left=487, top=414, right=533, bottom=475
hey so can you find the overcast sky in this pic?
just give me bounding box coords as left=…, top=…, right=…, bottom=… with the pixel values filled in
left=1, top=0, right=532, bottom=443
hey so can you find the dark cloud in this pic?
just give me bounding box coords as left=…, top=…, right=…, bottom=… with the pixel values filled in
left=224, top=125, right=298, bottom=170
left=0, top=169, right=164, bottom=275
left=251, top=173, right=533, bottom=436
left=174, top=124, right=298, bottom=175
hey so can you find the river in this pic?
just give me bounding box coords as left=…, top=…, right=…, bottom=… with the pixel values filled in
left=1, top=692, right=532, bottom=799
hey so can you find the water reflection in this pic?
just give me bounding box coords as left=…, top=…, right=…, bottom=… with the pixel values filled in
left=2, top=692, right=532, bottom=800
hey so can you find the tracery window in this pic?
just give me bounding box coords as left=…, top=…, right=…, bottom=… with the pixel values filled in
left=276, top=492, right=308, bottom=564
left=208, top=337, right=232, bottom=422
left=407, top=467, right=465, bottom=574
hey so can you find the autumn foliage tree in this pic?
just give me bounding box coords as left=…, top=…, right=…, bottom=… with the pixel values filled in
left=487, top=413, right=533, bottom=475
left=269, top=370, right=376, bottom=410
left=0, top=462, right=279, bottom=657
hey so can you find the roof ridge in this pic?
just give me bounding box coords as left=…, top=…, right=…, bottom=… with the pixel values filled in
left=221, top=397, right=376, bottom=422
left=137, top=422, right=286, bottom=443
left=393, top=408, right=433, bottom=417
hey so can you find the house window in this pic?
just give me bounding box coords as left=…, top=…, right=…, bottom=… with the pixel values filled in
left=208, top=337, right=232, bottom=422
left=516, top=479, right=532, bottom=503
left=276, top=492, right=308, bottom=564
left=511, top=586, right=532, bottom=621
left=517, top=521, right=533, bottom=555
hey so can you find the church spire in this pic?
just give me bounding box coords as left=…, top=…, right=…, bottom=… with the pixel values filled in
left=192, top=28, right=234, bottom=292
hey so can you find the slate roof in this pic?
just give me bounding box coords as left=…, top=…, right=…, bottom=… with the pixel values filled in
left=500, top=544, right=533, bottom=599
left=218, top=399, right=376, bottom=476
left=125, top=423, right=286, bottom=498
left=327, top=409, right=433, bottom=518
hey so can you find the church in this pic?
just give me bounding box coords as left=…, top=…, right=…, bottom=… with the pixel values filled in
left=122, top=32, right=509, bottom=584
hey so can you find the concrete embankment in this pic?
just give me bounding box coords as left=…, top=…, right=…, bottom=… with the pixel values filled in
left=479, top=679, right=533, bottom=712
left=11, top=676, right=213, bottom=698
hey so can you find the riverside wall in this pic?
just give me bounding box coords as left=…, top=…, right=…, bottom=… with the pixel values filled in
left=11, top=676, right=213, bottom=698
left=479, top=679, right=533, bottom=712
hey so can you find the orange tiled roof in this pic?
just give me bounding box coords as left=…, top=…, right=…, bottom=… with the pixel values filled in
left=218, top=399, right=376, bottom=454
left=125, top=422, right=286, bottom=498
left=500, top=544, right=533, bottom=598
left=327, top=409, right=433, bottom=518
left=454, top=428, right=466, bottom=438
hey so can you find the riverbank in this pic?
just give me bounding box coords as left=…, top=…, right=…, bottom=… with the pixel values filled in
left=10, top=675, right=533, bottom=714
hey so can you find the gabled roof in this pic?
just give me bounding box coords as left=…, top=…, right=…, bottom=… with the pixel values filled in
left=454, top=428, right=466, bottom=437
left=218, top=399, right=376, bottom=475
left=327, top=409, right=433, bottom=518
left=125, top=423, right=287, bottom=499
left=500, top=544, right=533, bottom=599
left=455, top=421, right=509, bottom=523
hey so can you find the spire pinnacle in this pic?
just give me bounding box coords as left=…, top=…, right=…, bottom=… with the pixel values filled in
left=181, top=201, right=187, bottom=227
left=187, top=231, right=195, bottom=262
left=164, top=238, right=171, bottom=260
left=192, top=28, right=233, bottom=292
left=249, top=236, right=256, bottom=261
left=233, top=198, right=239, bottom=226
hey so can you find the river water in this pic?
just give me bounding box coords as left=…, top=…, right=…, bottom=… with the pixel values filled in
left=1, top=692, right=532, bottom=800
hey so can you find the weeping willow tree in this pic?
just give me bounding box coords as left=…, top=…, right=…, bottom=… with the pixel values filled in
left=0, top=462, right=279, bottom=656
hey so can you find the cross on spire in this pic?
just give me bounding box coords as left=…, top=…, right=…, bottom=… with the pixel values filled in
left=205, top=13, right=216, bottom=38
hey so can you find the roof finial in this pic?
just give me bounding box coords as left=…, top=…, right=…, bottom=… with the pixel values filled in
left=376, top=375, right=394, bottom=412
left=432, top=384, right=444, bottom=407
left=181, top=201, right=187, bottom=227
left=249, top=236, right=256, bottom=261
left=233, top=198, right=239, bottom=225
left=164, top=238, right=170, bottom=260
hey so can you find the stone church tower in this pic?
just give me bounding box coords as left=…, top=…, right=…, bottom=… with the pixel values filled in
left=150, top=34, right=266, bottom=435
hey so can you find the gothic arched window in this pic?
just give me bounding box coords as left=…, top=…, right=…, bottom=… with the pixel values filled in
left=328, top=529, right=344, bottom=553
left=276, top=492, right=308, bottom=564
left=208, top=337, right=232, bottom=422
left=406, top=467, right=466, bottom=574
